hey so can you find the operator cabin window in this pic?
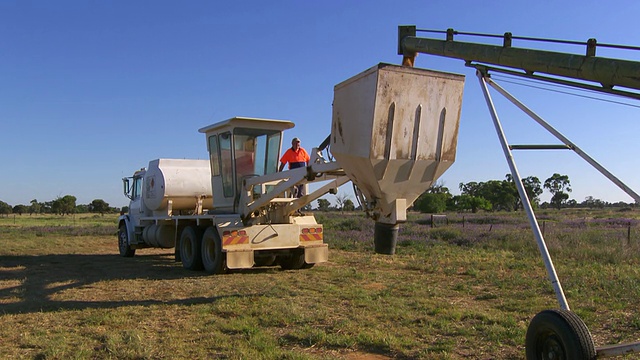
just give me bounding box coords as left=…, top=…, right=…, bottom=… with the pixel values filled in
left=234, top=135, right=256, bottom=178
left=218, top=132, right=234, bottom=198
left=208, top=135, right=220, bottom=177
left=266, top=132, right=280, bottom=175
left=232, top=128, right=282, bottom=177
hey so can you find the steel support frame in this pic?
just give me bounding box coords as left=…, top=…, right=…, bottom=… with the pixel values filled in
left=484, top=77, right=640, bottom=203
left=476, top=70, right=570, bottom=310
left=477, top=70, right=640, bottom=357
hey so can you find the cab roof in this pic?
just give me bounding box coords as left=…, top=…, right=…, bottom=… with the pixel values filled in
left=198, top=116, right=295, bottom=134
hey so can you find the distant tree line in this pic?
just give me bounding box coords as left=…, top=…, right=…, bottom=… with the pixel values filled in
left=412, top=173, right=636, bottom=214
left=0, top=196, right=120, bottom=217
left=2, top=192, right=354, bottom=217
left=316, top=193, right=356, bottom=212
left=2, top=175, right=631, bottom=218
left=299, top=193, right=359, bottom=213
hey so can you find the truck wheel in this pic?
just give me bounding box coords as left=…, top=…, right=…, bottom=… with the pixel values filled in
left=118, top=225, right=135, bottom=257
left=180, top=226, right=203, bottom=271
left=201, top=227, right=227, bottom=274
left=279, top=252, right=306, bottom=270
left=525, top=309, right=595, bottom=360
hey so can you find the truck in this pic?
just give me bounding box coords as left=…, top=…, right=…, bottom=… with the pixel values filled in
left=117, top=63, right=465, bottom=274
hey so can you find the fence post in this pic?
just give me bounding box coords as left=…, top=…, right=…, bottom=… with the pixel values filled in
left=431, top=214, right=434, bottom=228
left=628, top=222, right=631, bottom=246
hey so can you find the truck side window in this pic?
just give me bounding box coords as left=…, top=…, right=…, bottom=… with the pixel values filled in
left=266, top=133, right=281, bottom=175
left=218, top=132, right=234, bottom=198
left=208, top=135, right=220, bottom=177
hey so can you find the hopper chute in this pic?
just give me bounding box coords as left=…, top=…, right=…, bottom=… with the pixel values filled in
left=330, top=63, right=465, bottom=253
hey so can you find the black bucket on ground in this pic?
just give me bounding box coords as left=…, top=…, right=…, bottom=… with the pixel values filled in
left=374, top=222, right=399, bottom=255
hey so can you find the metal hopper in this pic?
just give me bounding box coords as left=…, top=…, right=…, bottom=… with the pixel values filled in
left=331, top=63, right=464, bottom=253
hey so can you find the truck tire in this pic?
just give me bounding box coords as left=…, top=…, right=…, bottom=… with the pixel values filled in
left=118, top=225, right=135, bottom=257
left=201, top=227, right=227, bottom=274
left=180, top=226, right=203, bottom=271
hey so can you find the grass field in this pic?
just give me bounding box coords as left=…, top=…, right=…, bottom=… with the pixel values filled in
left=1, top=210, right=639, bottom=359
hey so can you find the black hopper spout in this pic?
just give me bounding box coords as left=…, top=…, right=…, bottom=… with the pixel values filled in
left=374, top=222, right=399, bottom=255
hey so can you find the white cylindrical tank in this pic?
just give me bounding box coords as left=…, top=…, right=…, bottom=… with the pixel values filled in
left=143, top=159, right=212, bottom=212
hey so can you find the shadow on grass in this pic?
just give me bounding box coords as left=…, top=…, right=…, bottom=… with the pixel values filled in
left=0, top=252, right=273, bottom=315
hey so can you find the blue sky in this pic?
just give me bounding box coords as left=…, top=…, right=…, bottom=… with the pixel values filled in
left=2, top=1, right=640, bottom=208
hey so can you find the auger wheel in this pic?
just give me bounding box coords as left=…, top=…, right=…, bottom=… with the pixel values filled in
left=525, top=309, right=596, bottom=360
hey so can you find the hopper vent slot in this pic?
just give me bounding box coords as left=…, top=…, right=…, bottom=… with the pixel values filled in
left=410, top=104, right=422, bottom=160
left=436, top=108, right=446, bottom=161
left=384, top=102, right=395, bottom=160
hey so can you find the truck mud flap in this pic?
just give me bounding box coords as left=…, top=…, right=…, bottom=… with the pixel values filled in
left=304, top=244, right=328, bottom=264
left=226, top=249, right=254, bottom=269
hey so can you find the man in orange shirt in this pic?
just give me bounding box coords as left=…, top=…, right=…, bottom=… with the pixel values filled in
left=279, top=137, right=310, bottom=198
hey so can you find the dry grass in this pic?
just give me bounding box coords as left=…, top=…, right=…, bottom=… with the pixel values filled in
left=1, top=211, right=639, bottom=359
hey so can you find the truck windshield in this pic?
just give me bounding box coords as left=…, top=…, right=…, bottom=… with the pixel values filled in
left=233, top=128, right=281, bottom=180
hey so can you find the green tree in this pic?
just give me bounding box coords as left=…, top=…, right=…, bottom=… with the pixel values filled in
left=317, top=198, right=331, bottom=212
left=505, top=174, right=543, bottom=210
left=335, top=193, right=350, bottom=212
left=52, top=195, right=77, bottom=215
left=29, top=199, right=42, bottom=215
left=414, top=183, right=452, bottom=213
left=583, top=196, right=606, bottom=209
left=414, top=193, right=449, bottom=213
left=522, top=176, right=543, bottom=208
left=490, top=180, right=517, bottom=211
left=89, top=199, right=110, bottom=215
left=544, top=173, right=571, bottom=210
left=342, top=199, right=355, bottom=211
left=459, top=180, right=514, bottom=211
left=450, top=194, right=492, bottom=213
left=0, top=200, right=12, bottom=217
left=428, top=181, right=450, bottom=194
left=459, top=181, right=480, bottom=196
left=12, top=204, right=28, bottom=215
